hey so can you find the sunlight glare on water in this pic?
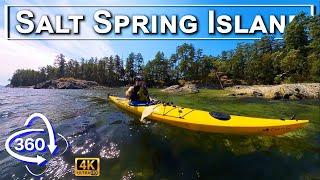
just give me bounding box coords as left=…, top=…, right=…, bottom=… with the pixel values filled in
left=100, top=142, right=120, bottom=159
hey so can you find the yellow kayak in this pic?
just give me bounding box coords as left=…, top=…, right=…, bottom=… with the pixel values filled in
left=108, top=96, right=309, bottom=135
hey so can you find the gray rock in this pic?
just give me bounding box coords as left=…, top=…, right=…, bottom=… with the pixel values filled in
left=162, top=83, right=199, bottom=94
left=226, top=83, right=320, bottom=100
left=34, top=78, right=100, bottom=89
left=253, top=91, right=263, bottom=97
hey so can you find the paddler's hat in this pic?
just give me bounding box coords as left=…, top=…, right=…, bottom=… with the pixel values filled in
left=135, top=75, right=143, bottom=81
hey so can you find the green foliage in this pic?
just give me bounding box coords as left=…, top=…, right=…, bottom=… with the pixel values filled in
left=125, top=52, right=144, bottom=84
left=176, top=43, right=196, bottom=80
left=125, top=52, right=135, bottom=83
left=308, top=51, right=320, bottom=82
left=10, top=55, right=127, bottom=87
left=197, top=56, right=215, bottom=83
left=308, top=15, right=320, bottom=48
left=10, top=69, right=46, bottom=87
left=135, top=53, right=144, bottom=75
left=217, top=14, right=319, bottom=84
left=143, top=45, right=216, bottom=86
left=143, top=51, right=171, bottom=87
left=280, top=49, right=308, bottom=82
left=274, top=75, right=282, bottom=84
left=284, top=14, right=308, bottom=50
left=54, top=54, right=66, bottom=78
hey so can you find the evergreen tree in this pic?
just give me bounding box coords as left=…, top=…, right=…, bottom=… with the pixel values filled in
left=54, top=54, right=66, bottom=78
left=135, top=53, right=144, bottom=75
left=284, top=14, right=308, bottom=50
left=114, top=55, right=125, bottom=84
left=125, top=53, right=135, bottom=83
left=176, top=43, right=196, bottom=80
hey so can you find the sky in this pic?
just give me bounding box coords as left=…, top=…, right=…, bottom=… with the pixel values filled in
left=0, top=0, right=319, bottom=85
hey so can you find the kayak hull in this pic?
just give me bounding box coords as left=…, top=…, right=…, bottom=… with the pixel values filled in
left=108, top=96, right=309, bottom=135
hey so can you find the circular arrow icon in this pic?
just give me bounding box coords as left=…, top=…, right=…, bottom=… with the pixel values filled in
left=4, top=113, right=69, bottom=176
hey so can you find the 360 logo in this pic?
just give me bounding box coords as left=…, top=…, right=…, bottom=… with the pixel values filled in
left=5, top=113, right=69, bottom=176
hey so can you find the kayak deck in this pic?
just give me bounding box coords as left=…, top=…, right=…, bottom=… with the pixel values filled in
left=108, top=96, right=309, bottom=135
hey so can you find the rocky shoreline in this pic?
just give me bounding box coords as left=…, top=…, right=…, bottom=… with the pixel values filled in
left=33, top=78, right=105, bottom=89
left=226, top=83, right=320, bottom=100
left=161, top=82, right=200, bottom=94
left=161, top=83, right=319, bottom=100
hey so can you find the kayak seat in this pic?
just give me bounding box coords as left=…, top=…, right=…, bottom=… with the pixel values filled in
left=209, top=112, right=231, bottom=121
left=129, top=101, right=156, bottom=106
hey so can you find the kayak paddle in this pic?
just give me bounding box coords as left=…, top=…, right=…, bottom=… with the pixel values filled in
left=140, top=105, right=156, bottom=122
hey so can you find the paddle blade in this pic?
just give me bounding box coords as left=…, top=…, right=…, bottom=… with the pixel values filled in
left=140, top=105, right=155, bottom=122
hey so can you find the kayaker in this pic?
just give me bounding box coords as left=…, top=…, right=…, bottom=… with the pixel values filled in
left=126, top=76, right=150, bottom=105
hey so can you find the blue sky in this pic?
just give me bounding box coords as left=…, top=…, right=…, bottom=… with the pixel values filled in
left=0, top=0, right=319, bottom=85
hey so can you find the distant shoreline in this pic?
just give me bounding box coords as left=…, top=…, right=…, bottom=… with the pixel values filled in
left=6, top=78, right=319, bottom=100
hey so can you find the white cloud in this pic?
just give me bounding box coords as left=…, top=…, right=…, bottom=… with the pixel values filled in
left=0, top=30, right=57, bottom=85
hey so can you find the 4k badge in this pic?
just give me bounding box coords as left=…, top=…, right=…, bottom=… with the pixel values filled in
left=74, top=158, right=100, bottom=176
